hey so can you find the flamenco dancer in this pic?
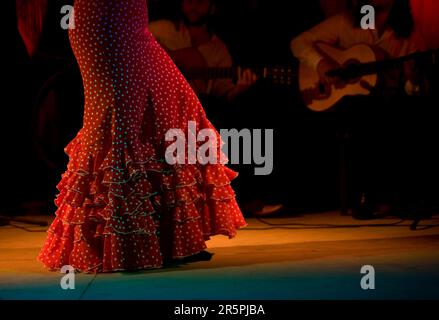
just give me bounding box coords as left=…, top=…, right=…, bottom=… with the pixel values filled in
left=37, top=0, right=247, bottom=273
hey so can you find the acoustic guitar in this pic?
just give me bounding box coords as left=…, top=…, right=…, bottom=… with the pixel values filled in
left=299, top=42, right=438, bottom=112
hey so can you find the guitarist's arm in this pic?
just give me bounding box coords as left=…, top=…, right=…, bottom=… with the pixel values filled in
left=403, top=33, right=426, bottom=95
left=201, top=44, right=257, bottom=101
left=291, top=13, right=346, bottom=70
left=404, top=60, right=423, bottom=95
left=227, top=68, right=258, bottom=101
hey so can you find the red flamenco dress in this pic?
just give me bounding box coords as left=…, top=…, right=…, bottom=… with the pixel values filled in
left=37, top=0, right=247, bottom=273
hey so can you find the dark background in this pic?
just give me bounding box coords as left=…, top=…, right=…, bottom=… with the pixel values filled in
left=3, top=0, right=439, bottom=216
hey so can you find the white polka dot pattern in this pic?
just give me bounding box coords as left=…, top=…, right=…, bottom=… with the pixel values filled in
left=37, top=0, right=248, bottom=273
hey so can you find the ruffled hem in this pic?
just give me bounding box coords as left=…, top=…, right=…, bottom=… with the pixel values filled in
left=37, top=132, right=247, bottom=273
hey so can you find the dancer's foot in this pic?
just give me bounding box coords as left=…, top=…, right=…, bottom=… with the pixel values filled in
left=241, top=199, right=285, bottom=216
left=163, top=250, right=214, bottom=266
left=183, top=250, right=214, bottom=262
left=254, top=204, right=285, bottom=216
left=241, top=199, right=265, bottom=215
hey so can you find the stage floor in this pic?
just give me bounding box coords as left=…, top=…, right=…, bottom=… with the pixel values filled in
left=1, top=211, right=439, bottom=300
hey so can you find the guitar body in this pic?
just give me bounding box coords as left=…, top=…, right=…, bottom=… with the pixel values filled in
left=299, top=43, right=379, bottom=112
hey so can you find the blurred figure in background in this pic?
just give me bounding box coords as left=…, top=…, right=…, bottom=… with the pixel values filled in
left=291, top=0, right=424, bottom=92
left=149, top=0, right=257, bottom=101
left=319, top=0, right=348, bottom=17
left=291, top=0, right=430, bottom=219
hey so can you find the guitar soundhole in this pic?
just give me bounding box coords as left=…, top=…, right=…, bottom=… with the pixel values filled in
left=343, top=59, right=362, bottom=84
left=319, top=82, right=326, bottom=95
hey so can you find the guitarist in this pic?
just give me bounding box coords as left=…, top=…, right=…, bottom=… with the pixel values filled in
left=291, top=0, right=424, bottom=95
left=290, top=0, right=426, bottom=219
left=149, top=0, right=257, bottom=101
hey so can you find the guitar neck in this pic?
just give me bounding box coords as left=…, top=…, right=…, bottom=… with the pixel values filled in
left=329, top=49, right=439, bottom=79
left=183, top=66, right=296, bottom=84
left=361, top=51, right=431, bottom=72
left=184, top=67, right=238, bottom=80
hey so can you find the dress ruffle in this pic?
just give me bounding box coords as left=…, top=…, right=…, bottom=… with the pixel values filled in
left=38, top=131, right=248, bottom=273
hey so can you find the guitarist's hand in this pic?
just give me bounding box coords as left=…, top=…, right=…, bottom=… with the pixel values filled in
left=236, top=67, right=258, bottom=88
left=228, top=67, right=258, bottom=101
left=317, top=59, right=342, bottom=86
